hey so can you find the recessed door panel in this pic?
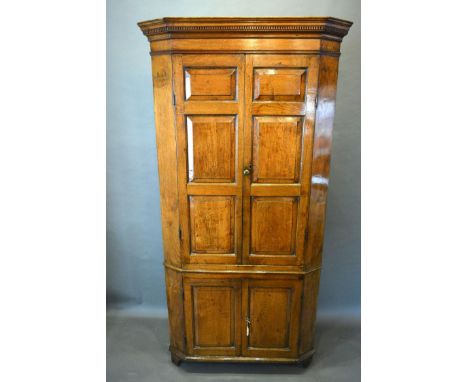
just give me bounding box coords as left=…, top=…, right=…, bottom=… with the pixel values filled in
left=252, top=116, right=303, bottom=184
left=189, top=196, right=235, bottom=254
left=250, top=197, right=298, bottom=255
left=187, top=115, right=236, bottom=183
left=184, top=278, right=241, bottom=356
left=242, top=279, right=301, bottom=358
left=249, top=288, right=290, bottom=348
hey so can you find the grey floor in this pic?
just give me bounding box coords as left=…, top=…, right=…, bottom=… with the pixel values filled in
left=107, top=312, right=360, bottom=382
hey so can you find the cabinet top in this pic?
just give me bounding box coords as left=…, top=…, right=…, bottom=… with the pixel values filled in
left=138, top=17, right=353, bottom=42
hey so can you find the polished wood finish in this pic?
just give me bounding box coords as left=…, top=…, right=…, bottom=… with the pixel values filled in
left=242, top=279, right=301, bottom=358
left=250, top=197, right=298, bottom=255
left=242, top=54, right=319, bottom=267
left=185, top=68, right=237, bottom=101
left=138, top=17, right=352, bottom=366
left=173, top=54, right=245, bottom=266
left=187, top=115, right=236, bottom=183
left=184, top=277, right=242, bottom=356
left=252, top=116, right=303, bottom=183
left=253, top=68, right=306, bottom=101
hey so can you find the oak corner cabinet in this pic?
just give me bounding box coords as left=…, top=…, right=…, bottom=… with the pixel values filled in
left=137, top=17, right=352, bottom=366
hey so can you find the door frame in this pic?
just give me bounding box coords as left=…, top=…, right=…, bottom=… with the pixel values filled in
left=172, top=54, right=245, bottom=265
left=241, top=54, right=320, bottom=266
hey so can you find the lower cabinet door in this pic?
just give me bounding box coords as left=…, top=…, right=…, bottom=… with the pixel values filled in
left=183, top=277, right=242, bottom=356
left=242, top=278, right=302, bottom=358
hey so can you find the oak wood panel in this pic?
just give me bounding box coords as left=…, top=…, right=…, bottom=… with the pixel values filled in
left=177, top=263, right=316, bottom=275
left=252, top=116, right=303, bottom=183
left=249, top=54, right=311, bottom=68
left=187, top=115, right=236, bottom=183
left=193, top=287, right=233, bottom=346
left=189, top=196, right=235, bottom=254
left=185, top=68, right=237, bottom=101
left=165, top=268, right=186, bottom=353
left=173, top=54, right=245, bottom=265
left=251, top=102, right=305, bottom=116
left=184, top=278, right=241, bottom=356
left=299, top=269, right=321, bottom=354
left=150, top=55, right=181, bottom=267
left=150, top=39, right=322, bottom=54
left=250, top=197, right=298, bottom=256
left=182, top=102, right=239, bottom=115
left=253, top=68, right=306, bottom=101
left=304, top=55, right=339, bottom=269
left=242, top=278, right=301, bottom=358
left=186, top=183, right=240, bottom=196
left=250, top=184, right=301, bottom=197
left=250, top=288, right=290, bottom=347
left=179, top=272, right=302, bottom=280
left=243, top=55, right=319, bottom=266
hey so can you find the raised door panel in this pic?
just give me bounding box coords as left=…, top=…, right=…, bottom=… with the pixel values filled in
left=187, top=115, right=236, bottom=183
left=185, top=68, right=237, bottom=101
left=253, top=68, right=306, bottom=101
left=250, top=197, right=298, bottom=255
left=184, top=278, right=241, bottom=356
left=189, top=196, right=235, bottom=254
left=242, top=279, right=301, bottom=358
left=243, top=55, right=320, bottom=266
left=173, top=54, right=245, bottom=265
left=252, top=116, right=303, bottom=183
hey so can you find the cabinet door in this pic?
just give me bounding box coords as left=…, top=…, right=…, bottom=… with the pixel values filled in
left=242, top=278, right=301, bottom=358
left=173, top=55, right=245, bottom=265
left=242, top=55, right=319, bottom=265
left=184, top=277, right=242, bottom=356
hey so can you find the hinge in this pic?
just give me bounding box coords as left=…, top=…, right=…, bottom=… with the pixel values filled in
left=179, top=228, right=182, bottom=241
left=172, top=93, right=176, bottom=106
left=246, top=317, right=250, bottom=337
left=314, top=94, right=318, bottom=108
left=304, top=228, right=309, bottom=243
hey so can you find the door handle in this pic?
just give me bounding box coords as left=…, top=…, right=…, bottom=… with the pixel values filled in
left=243, top=168, right=250, bottom=176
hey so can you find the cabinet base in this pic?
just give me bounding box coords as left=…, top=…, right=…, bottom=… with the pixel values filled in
left=169, top=348, right=315, bottom=366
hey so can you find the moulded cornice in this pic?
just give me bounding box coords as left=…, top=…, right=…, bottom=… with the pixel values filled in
left=138, top=17, right=353, bottom=41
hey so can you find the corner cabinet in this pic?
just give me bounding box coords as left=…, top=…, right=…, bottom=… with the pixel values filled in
left=137, top=17, right=352, bottom=366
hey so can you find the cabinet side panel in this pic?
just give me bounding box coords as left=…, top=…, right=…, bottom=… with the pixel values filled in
left=151, top=55, right=181, bottom=267
left=165, top=268, right=186, bottom=353
left=299, top=269, right=320, bottom=354
left=304, top=55, right=340, bottom=269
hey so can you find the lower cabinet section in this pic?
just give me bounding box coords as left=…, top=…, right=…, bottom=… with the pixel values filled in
left=183, top=276, right=302, bottom=359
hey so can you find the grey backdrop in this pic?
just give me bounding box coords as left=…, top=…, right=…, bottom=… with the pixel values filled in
left=107, top=0, right=360, bottom=317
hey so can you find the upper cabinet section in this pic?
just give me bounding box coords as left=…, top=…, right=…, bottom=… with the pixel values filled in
left=138, top=17, right=353, bottom=55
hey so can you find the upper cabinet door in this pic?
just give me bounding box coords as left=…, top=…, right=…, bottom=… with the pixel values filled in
left=242, top=55, right=319, bottom=265
left=173, top=55, right=245, bottom=265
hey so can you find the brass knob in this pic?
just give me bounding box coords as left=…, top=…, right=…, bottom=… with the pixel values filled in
left=243, top=168, right=251, bottom=176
